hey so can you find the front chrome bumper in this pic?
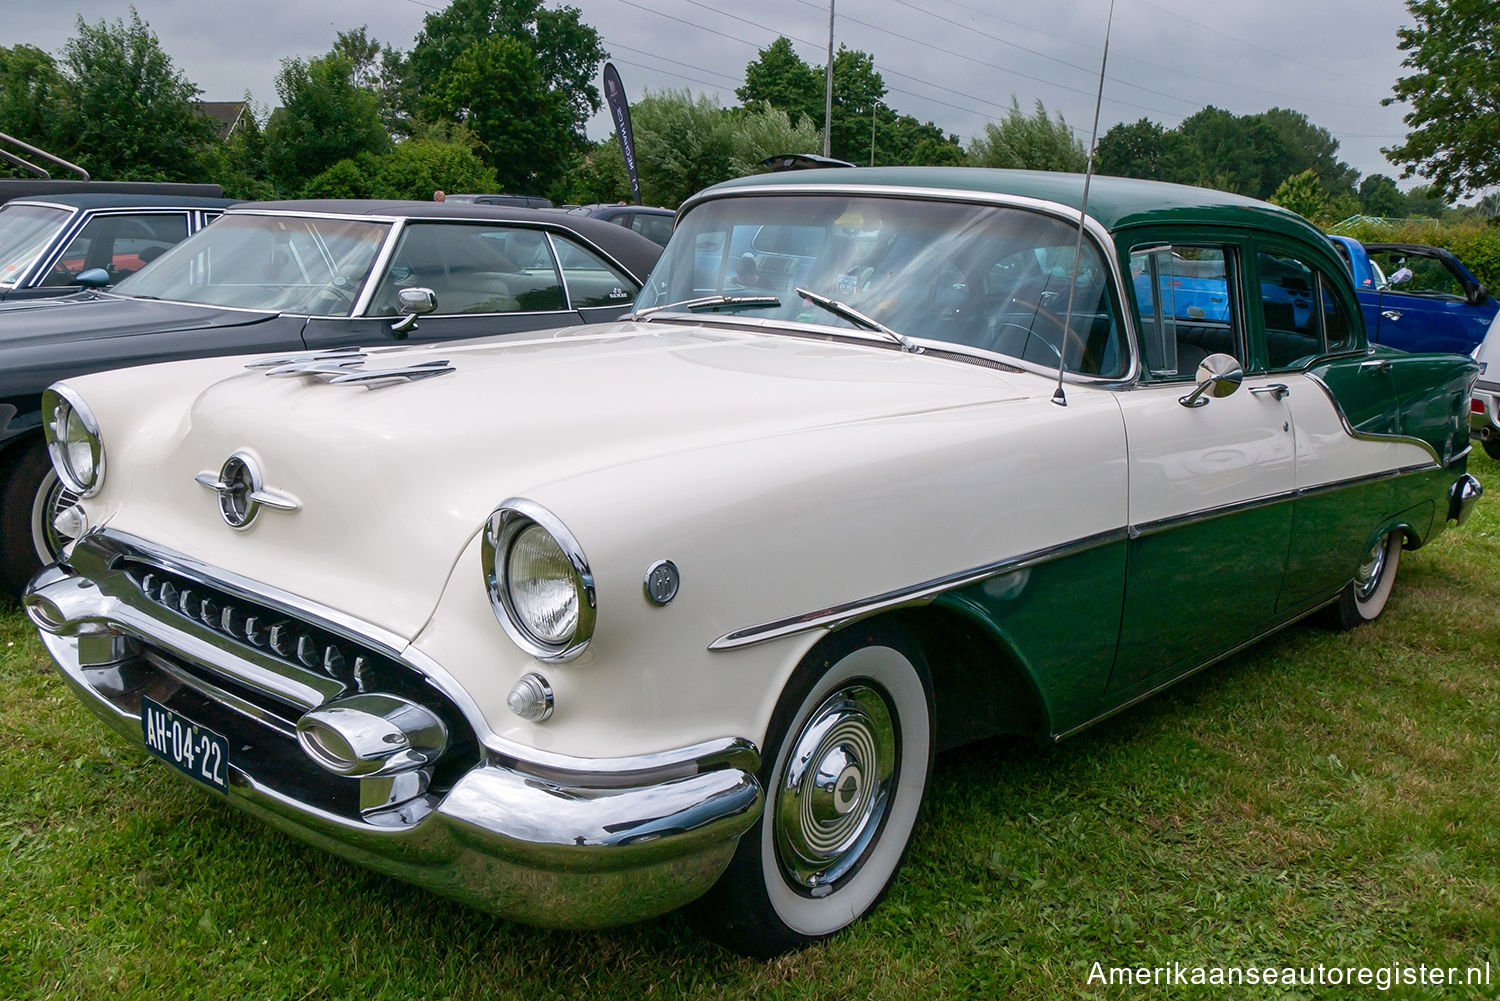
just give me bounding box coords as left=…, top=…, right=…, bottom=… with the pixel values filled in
left=25, top=532, right=764, bottom=929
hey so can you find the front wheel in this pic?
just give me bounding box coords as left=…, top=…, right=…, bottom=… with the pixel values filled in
left=1327, top=530, right=1402, bottom=630
left=696, top=623, right=933, bottom=958
left=0, top=440, right=78, bottom=601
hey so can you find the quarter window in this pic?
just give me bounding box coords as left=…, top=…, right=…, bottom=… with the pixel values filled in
left=552, top=237, right=638, bottom=308
left=1130, top=245, right=1241, bottom=381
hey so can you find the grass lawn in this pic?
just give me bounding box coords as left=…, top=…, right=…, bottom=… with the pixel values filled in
left=2, top=449, right=1497, bottom=1000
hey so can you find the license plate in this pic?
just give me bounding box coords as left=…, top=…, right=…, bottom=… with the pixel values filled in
left=140, top=697, right=229, bottom=793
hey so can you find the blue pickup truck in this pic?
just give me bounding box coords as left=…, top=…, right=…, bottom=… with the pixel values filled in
left=1327, top=236, right=1496, bottom=354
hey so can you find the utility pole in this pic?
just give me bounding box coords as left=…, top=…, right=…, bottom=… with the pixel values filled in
left=823, top=0, right=835, bottom=159
left=870, top=98, right=883, bottom=167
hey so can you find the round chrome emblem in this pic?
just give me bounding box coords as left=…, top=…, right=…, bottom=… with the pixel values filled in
left=643, top=559, right=680, bottom=606
left=215, top=453, right=261, bottom=529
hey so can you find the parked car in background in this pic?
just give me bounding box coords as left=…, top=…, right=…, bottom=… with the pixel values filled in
left=1470, top=309, right=1500, bottom=459
left=0, top=193, right=233, bottom=301
left=25, top=168, right=1480, bottom=957
left=0, top=199, right=662, bottom=597
left=1327, top=235, right=1496, bottom=354
left=443, top=193, right=554, bottom=209
left=565, top=203, right=675, bottom=246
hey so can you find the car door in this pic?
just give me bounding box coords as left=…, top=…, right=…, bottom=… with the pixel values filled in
left=1364, top=245, right=1497, bottom=354
left=300, top=221, right=594, bottom=350
left=1109, top=240, right=1296, bottom=695
left=23, top=211, right=192, bottom=297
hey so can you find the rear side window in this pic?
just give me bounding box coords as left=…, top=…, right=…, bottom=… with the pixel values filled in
left=1130, top=245, right=1241, bottom=382
left=1257, top=250, right=1355, bottom=369
left=367, top=222, right=565, bottom=316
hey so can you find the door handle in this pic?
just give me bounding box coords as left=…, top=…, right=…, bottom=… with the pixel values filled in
left=1361, top=358, right=1392, bottom=374
left=1249, top=383, right=1290, bottom=401
left=1381, top=310, right=1402, bottom=321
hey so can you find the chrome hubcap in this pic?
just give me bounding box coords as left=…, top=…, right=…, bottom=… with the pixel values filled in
left=1355, top=537, right=1387, bottom=601
left=774, top=683, right=897, bottom=894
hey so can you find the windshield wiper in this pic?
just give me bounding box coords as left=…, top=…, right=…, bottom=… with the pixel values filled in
left=631, top=294, right=781, bottom=320
left=794, top=287, right=921, bottom=353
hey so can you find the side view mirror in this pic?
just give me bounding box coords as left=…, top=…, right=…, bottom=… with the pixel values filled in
left=391, top=287, right=437, bottom=335
left=74, top=268, right=112, bottom=288
left=1179, top=353, right=1244, bottom=408
left=1469, top=283, right=1490, bottom=306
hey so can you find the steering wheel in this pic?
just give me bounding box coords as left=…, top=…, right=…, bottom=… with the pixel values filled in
left=1005, top=298, right=1090, bottom=368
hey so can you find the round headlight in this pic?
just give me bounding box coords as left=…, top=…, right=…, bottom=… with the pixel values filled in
left=42, top=387, right=105, bottom=497
left=482, top=500, right=595, bottom=662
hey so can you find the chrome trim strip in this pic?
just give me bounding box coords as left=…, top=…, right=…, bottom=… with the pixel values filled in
left=1302, top=370, right=1443, bottom=464
left=45, top=529, right=752, bottom=781
left=672, top=183, right=1143, bottom=384
left=709, top=527, right=1129, bottom=651
left=352, top=216, right=403, bottom=317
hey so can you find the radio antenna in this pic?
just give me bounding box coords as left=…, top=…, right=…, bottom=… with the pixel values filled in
left=1052, top=0, right=1117, bottom=407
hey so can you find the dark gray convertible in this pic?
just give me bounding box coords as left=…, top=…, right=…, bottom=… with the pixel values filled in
left=0, top=199, right=663, bottom=597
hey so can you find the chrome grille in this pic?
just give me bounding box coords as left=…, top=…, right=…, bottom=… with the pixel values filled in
left=129, top=562, right=378, bottom=693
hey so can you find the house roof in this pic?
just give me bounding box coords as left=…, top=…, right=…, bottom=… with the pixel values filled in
left=196, top=101, right=249, bottom=140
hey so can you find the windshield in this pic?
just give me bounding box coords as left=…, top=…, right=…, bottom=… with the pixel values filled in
left=638, top=194, right=1128, bottom=377
left=114, top=213, right=390, bottom=314
left=0, top=204, right=70, bottom=287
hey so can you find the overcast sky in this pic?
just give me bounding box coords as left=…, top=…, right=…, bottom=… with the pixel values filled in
left=11, top=0, right=1421, bottom=186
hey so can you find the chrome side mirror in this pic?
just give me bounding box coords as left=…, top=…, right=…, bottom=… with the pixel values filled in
left=1178, top=353, right=1243, bottom=408
left=391, top=287, right=437, bottom=335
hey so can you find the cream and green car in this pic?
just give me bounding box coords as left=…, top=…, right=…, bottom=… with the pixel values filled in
left=25, top=169, right=1482, bottom=956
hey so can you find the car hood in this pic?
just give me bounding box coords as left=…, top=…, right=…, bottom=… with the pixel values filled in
left=0, top=294, right=279, bottom=350
left=87, top=322, right=1042, bottom=638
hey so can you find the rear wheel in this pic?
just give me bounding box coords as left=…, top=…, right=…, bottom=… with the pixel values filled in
left=696, top=623, right=933, bottom=958
left=0, top=440, right=77, bottom=601
left=1328, top=531, right=1401, bottom=630
left=1482, top=438, right=1500, bottom=462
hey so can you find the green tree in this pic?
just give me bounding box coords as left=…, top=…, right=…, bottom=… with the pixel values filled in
left=1358, top=174, right=1408, bottom=217
left=200, top=95, right=277, bottom=200
left=264, top=50, right=389, bottom=193
left=1095, top=118, right=1202, bottom=183
left=332, top=26, right=411, bottom=138
left=0, top=45, right=64, bottom=163
left=302, top=138, right=497, bottom=199
left=737, top=37, right=821, bottom=127
left=408, top=0, right=605, bottom=184
left=966, top=98, right=1085, bottom=172
left=47, top=9, right=218, bottom=181
left=439, top=35, right=575, bottom=194
left=1254, top=107, right=1359, bottom=196
left=558, top=138, right=633, bottom=205
left=1270, top=169, right=1330, bottom=221
left=1383, top=0, right=1500, bottom=198
left=1178, top=105, right=1287, bottom=197
left=1403, top=183, right=1452, bottom=219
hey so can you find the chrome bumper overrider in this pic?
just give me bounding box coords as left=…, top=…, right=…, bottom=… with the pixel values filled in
left=1449, top=473, right=1483, bottom=526
left=25, top=532, right=764, bottom=929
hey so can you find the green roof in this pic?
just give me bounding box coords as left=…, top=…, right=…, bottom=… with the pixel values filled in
left=701, top=166, right=1323, bottom=243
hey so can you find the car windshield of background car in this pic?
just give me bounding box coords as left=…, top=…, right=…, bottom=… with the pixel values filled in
left=0, top=203, right=70, bottom=287
left=114, top=214, right=390, bottom=314
left=637, top=194, right=1127, bottom=377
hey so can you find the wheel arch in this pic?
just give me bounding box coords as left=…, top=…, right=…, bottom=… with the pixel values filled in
left=854, top=602, right=1051, bottom=751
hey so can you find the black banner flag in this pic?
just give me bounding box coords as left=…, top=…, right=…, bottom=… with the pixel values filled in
left=603, top=63, right=641, bottom=205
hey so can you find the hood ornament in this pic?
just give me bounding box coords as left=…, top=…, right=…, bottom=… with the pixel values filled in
left=195, top=453, right=300, bottom=530
left=246, top=346, right=454, bottom=389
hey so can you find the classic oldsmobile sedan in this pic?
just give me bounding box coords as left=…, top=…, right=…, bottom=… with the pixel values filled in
left=25, top=169, right=1482, bottom=957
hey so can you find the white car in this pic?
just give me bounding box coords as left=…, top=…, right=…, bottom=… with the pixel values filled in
left=1471, top=309, right=1500, bottom=459
left=24, top=168, right=1482, bottom=956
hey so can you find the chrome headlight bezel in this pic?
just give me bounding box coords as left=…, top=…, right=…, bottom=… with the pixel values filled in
left=482, top=499, right=596, bottom=662
left=41, top=386, right=105, bottom=497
